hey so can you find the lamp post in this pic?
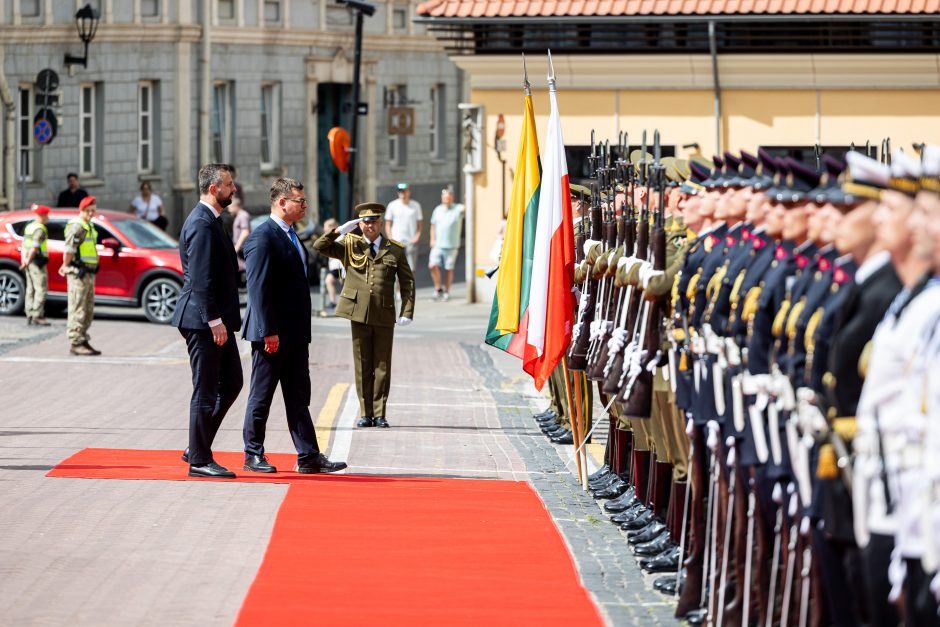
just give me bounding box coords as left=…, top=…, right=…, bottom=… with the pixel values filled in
left=335, top=0, right=375, bottom=217
left=64, top=4, right=101, bottom=69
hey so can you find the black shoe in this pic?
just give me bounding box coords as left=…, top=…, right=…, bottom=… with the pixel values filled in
left=603, top=487, right=638, bottom=512
left=375, top=417, right=389, bottom=428
left=628, top=520, right=668, bottom=544
left=620, top=509, right=656, bottom=531
left=588, top=465, right=611, bottom=482
left=542, top=423, right=566, bottom=435
left=639, top=546, right=681, bottom=573
left=534, top=409, right=556, bottom=420
left=593, top=479, right=629, bottom=499
left=654, top=570, right=685, bottom=595
left=684, top=609, right=708, bottom=625
left=589, top=472, right=622, bottom=490
left=551, top=431, right=573, bottom=445
left=189, top=462, right=236, bottom=478
left=297, top=453, right=347, bottom=474
left=357, top=417, right=375, bottom=428
left=633, top=534, right=676, bottom=557
left=610, top=502, right=647, bottom=524
left=181, top=447, right=190, bottom=463
left=537, top=415, right=560, bottom=425
left=244, top=454, right=277, bottom=473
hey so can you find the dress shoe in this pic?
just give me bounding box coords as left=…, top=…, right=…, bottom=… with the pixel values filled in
left=357, top=416, right=375, bottom=428
left=533, top=409, right=556, bottom=420
left=375, top=417, right=390, bottom=428
left=620, top=509, right=656, bottom=531
left=551, top=431, right=573, bottom=445
left=189, top=462, right=236, bottom=478
left=296, top=453, right=347, bottom=474
left=592, top=479, right=629, bottom=500
left=610, top=502, right=647, bottom=524
left=32, top=317, right=50, bottom=326
left=633, top=534, right=676, bottom=557
left=244, top=454, right=277, bottom=473
left=588, top=465, right=610, bottom=482
left=542, top=423, right=566, bottom=435
left=70, top=343, right=96, bottom=356
left=684, top=609, right=707, bottom=625
left=639, top=546, right=681, bottom=573
left=181, top=447, right=190, bottom=463
left=654, top=570, right=685, bottom=595
left=82, top=341, right=102, bottom=355
left=628, top=520, right=668, bottom=544
left=537, top=415, right=560, bottom=426
left=603, top=487, right=638, bottom=512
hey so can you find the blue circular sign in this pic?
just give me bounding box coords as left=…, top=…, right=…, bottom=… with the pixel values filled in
left=33, top=119, right=53, bottom=144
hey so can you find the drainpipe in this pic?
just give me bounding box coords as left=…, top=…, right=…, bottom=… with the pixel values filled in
left=198, top=0, right=211, bottom=165
left=708, top=20, right=722, bottom=154
left=0, top=47, right=16, bottom=210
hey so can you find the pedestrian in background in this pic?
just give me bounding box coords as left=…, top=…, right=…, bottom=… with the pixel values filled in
left=128, top=181, right=167, bottom=230
left=56, top=173, right=88, bottom=208
left=429, top=187, right=464, bottom=301
left=322, top=218, right=343, bottom=310
left=172, top=163, right=243, bottom=479
left=228, top=195, right=252, bottom=258
left=59, top=196, right=100, bottom=356
left=384, top=182, right=422, bottom=271
left=19, top=204, right=51, bottom=326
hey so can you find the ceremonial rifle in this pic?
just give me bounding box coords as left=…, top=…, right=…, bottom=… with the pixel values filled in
left=568, top=132, right=602, bottom=370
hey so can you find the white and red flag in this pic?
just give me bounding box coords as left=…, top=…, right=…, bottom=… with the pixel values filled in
left=522, top=63, right=575, bottom=390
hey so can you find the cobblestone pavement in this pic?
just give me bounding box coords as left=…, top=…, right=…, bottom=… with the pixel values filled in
left=465, top=343, right=683, bottom=626
left=0, top=288, right=682, bottom=625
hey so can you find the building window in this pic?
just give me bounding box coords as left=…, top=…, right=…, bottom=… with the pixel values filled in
left=20, top=0, right=40, bottom=18
left=217, top=0, right=235, bottom=20
left=393, top=8, right=407, bottom=31
left=387, top=85, right=407, bottom=168
left=430, top=84, right=446, bottom=160
left=260, top=82, right=280, bottom=170
left=141, top=0, right=159, bottom=17
left=212, top=81, right=234, bottom=163
left=80, top=84, right=97, bottom=177
left=17, top=87, right=32, bottom=183
left=138, top=82, right=155, bottom=173
left=264, top=0, right=280, bottom=23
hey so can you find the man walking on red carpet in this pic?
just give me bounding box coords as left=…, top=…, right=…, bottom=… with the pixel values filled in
left=240, top=178, right=346, bottom=474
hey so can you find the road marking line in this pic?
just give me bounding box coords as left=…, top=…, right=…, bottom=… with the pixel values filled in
left=344, top=463, right=546, bottom=476
left=0, top=356, right=189, bottom=365
left=327, top=384, right=359, bottom=470
left=315, top=383, right=349, bottom=452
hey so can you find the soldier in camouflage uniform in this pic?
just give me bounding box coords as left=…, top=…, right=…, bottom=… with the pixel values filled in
left=59, top=196, right=100, bottom=356
left=19, top=204, right=51, bottom=326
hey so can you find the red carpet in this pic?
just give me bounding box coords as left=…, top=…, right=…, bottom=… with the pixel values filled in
left=49, top=448, right=604, bottom=626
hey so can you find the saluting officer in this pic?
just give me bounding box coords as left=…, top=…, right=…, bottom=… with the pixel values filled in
left=314, top=203, right=416, bottom=429
left=20, top=204, right=51, bottom=326
left=60, top=196, right=100, bottom=356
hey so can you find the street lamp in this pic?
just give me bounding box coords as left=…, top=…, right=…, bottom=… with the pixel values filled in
left=64, top=4, right=101, bottom=68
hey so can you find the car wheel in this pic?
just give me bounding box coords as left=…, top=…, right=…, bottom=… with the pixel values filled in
left=141, top=277, right=180, bottom=324
left=0, top=268, right=26, bottom=316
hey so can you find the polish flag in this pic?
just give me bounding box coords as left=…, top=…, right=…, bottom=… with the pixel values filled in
left=522, top=79, right=575, bottom=390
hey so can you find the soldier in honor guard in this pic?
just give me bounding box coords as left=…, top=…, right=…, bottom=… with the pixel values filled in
left=60, top=196, right=101, bottom=356
left=20, top=204, right=51, bottom=326
left=314, top=203, right=416, bottom=429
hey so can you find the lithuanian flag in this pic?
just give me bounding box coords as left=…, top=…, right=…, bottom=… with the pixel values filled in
left=484, top=90, right=541, bottom=358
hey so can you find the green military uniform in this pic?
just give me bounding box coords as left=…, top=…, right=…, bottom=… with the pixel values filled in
left=63, top=217, right=98, bottom=347
left=313, top=203, right=416, bottom=423
left=22, top=220, right=49, bottom=321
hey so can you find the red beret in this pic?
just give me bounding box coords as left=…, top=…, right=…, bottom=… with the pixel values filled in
left=78, top=195, right=97, bottom=211
left=30, top=204, right=50, bottom=216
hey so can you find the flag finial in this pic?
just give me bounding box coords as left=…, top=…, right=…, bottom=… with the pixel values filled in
left=546, top=50, right=556, bottom=92
left=522, top=53, right=530, bottom=96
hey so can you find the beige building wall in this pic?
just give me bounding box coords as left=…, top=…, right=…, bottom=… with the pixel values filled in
left=468, top=86, right=940, bottom=301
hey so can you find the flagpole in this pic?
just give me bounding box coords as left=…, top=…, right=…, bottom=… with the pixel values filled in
left=562, top=356, right=587, bottom=489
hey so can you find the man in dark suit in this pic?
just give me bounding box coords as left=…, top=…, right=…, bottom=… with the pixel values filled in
left=240, top=178, right=346, bottom=474
left=173, top=163, right=243, bottom=478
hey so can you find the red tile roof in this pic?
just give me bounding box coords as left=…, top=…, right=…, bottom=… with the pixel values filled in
left=416, top=0, right=940, bottom=17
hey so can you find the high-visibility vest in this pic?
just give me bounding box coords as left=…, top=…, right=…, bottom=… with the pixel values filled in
left=23, top=221, right=48, bottom=258
left=67, top=218, right=98, bottom=268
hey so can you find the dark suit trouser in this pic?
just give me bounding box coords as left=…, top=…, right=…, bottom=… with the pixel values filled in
left=243, top=341, right=320, bottom=463
left=351, top=321, right=394, bottom=418
left=181, top=329, right=244, bottom=466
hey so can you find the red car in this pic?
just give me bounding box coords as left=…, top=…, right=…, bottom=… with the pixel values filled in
left=0, top=208, right=186, bottom=324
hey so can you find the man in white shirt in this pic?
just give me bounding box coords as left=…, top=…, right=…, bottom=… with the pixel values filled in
left=384, top=182, right=422, bottom=272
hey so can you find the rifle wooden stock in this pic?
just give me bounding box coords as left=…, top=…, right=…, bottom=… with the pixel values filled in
left=724, top=460, right=750, bottom=626
left=676, top=425, right=708, bottom=617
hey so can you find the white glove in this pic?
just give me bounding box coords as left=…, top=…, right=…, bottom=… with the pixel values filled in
left=338, top=218, right=360, bottom=235
left=396, top=317, right=412, bottom=327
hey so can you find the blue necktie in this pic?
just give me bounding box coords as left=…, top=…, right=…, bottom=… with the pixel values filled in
left=288, top=228, right=306, bottom=274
